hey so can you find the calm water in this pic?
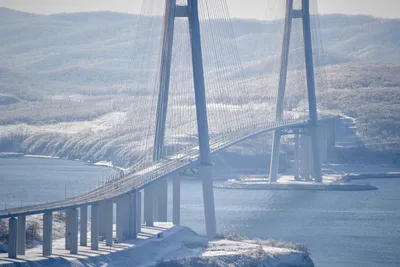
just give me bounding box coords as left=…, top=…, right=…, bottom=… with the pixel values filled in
left=1, top=158, right=400, bottom=267
left=0, top=157, right=117, bottom=209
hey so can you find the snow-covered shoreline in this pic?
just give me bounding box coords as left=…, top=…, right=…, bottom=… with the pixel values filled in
left=0, top=225, right=315, bottom=267
left=24, top=154, right=60, bottom=159
left=0, top=152, right=128, bottom=174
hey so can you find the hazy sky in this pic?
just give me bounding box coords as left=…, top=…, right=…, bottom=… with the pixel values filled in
left=0, top=0, right=399, bottom=20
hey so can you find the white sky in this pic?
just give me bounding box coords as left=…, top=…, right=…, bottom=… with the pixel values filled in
left=0, top=0, right=399, bottom=20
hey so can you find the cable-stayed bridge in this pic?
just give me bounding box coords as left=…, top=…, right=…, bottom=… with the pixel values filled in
left=1, top=0, right=337, bottom=260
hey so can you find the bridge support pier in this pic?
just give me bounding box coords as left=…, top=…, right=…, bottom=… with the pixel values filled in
left=69, top=208, right=79, bottom=254
left=303, top=0, right=323, bottom=183
left=144, top=186, right=154, bottom=227
left=105, top=200, right=113, bottom=246
left=98, top=201, right=107, bottom=239
left=80, top=205, right=88, bottom=246
left=90, top=203, right=99, bottom=250
left=17, top=215, right=26, bottom=255
left=200, top=165, right=217, bottom=238
left=173, top=176, right=180, bottom=226
left=128, top=194, right=134, bottom=238
left=156, top=180, right=168, bottom=222
left=309, top=137, right=315, bottom=178
left=269, top=131, right=282, bottom=182
left=124, top=195, right=131, bottom=237
left=269, top=0, right=293, bottom=184
left=189, top=0, right=217, bottom=238
left=150, top=0, right=216, bottom=237
left=136, top=191, right=142, bottom=234
left=294, top=133, right=300, bottom=179
left=318, top=123, right=328, bottom=163
left=116, top=195, right=130, bottom=242
left=309, top=128, right=322, bottom=182
left=129, top=191, right=141, bottom=238
left=299, top=134, right=311, bottom=179
left=268, top=0, right=323, bottom=183
left=42, top=212, right=53, bottom=257
left=65, top=209, right=71, bottom=250
left=8, top=217, right=17, bottom=259
left=327, top=119, right=336, bottom=159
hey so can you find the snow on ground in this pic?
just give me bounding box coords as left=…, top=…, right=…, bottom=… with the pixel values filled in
left=0, top=224, right=314, bottom=267
left=24, top=154, right=60, bottom=159
left=0, top=112, right=126, bottom=137
left=323, top=163, right=400, bottom=175
left=322, top=116, right=400, bottom=176
left=201, top=239, right=313, bottom=267
left=83, top=225, right=314, bottom=267
left=334, top=115, right=363, bottom=148
left=0, top=213, right=66, bottom=253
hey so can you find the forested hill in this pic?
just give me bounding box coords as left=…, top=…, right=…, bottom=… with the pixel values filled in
left=0, top=7, right=399, bottom=161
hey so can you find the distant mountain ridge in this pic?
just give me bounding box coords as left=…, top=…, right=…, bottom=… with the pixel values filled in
left=1, top=7, right=399, bottom=98
left=1, top=8, right=399, bottom=62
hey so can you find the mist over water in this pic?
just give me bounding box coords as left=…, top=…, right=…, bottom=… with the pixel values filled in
left=1, top=157, right=400, bottom=267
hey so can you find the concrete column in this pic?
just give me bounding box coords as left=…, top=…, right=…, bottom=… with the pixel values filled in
left=80, top=205, right=88, bottom=246
left=188, top=0, right=217, bottom=239
left=129, top=191, right=141, bottom=238
left=173, top=176, right=180, bottom=225
left=8, top=217, right=17, bottom=258
left=299, top=134, right=305, bottom=178
left=128, top=193, right=135, bottom=238
left=90, top=203, right=99, bottom=250
left=128, top=191, right=142, bottom=238
left=153, top=192, right=159, bottom=222
left=123, top=197, right=130, bottom=237
left=200, top=165, right=217, bottom=238
left=156, top=180, right=168, bottom=222
left=294, top=133, right=300, bottom=179
left=270, top=0, right=293, bottom=182
left=116, top=195, right=130, bottom=241
left=302, top=0, right=323, bottom=183
left=308, top=135, right=315, bottom=178
left=144, top=186, right=154, bottom=227
left=309, top=126, right=323, bottom=182
left=327, top=119, right=336, bottom=159
left=65, top=209, right=71, bottom=250
left=105, top=200, right=113, bottom=246
left=269, top=131, right=282, bottom=183
left=136, top=191, right=142, bottom=234
left=318, top=123, right=328, bottom=163
left=42, top=212, right=53, bottom=257
left=299, top=134, right=311, bottom=179
left=98, top=201, right=107, bottom=239
left=69, top=208, right=78, bottom=254
left=17, top=215, right=26, bottom=255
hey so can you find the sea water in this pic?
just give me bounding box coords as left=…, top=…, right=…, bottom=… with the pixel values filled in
left=1, top=157, right=399, bottom=267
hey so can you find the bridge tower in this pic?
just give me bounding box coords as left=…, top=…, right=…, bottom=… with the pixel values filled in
left=269, top=0, right=323, bottom=183
left=152, top=0, right=217, bottom=237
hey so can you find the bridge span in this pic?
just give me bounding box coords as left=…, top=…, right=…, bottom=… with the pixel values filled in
left=0, top=116, right=336, bottom=259
left=0, top=118, right=335, bottom=220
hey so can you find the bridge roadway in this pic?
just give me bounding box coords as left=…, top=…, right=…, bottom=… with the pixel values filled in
left=0, top=117, right=333, bottom=219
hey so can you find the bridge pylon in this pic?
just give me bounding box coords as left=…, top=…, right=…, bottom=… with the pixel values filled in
left=269, top=0, right=323, bottom=183
left=152, top=0, right=217, bottom=237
